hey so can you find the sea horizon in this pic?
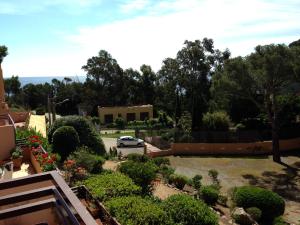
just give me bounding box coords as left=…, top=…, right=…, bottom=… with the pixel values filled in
left=3, top=75, right=86, bottom=86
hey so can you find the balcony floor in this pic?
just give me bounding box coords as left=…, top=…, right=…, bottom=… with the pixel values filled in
left=12, top=161, right=36, bottom=179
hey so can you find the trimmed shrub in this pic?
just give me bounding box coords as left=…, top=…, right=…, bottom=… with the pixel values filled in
left=48, top=116, right=105, bottom=155
left=115, top=117, right=126, bottom=129
left=233, top=186, right=285, bottom=221
left=106, top=196, right=172, bottom=225
left=119, top=161, right=158, bottom=194
left=202, top=111, right=230, bottom=131
left=35, top=106, right=45, bottom=115
left=245, top=207, right=262, bottom=222
left=127, top=153, right=150, bottom=163
left=169, top=174, right=189, bottom=189
left=163, top=194, right=218, bottom=225
left=201, top=186, right=219, bottom=205
left=273, top=216, right=289, bottom=225
left=192, top=174, right=203, bottom=189
left=68, top=146, right=105, bottom=173
left=152, top=157, right=170, bottom=167
left=82, top=172, right=141, bottom=201
left=52, top=126, right=80, bottom=160
left=159, top=165, right=175, bottom=182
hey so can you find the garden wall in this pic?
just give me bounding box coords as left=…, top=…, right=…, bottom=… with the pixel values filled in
left=148, top=137, right=300, bottom=157
left=0, top=124, right=15, bottom=160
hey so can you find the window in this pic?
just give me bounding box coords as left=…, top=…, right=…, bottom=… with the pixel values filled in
left=140, top=112, right=149, bottom=121
left=104, top=114, right=113, bottom=124
left=126, top=113, right=136, bottom=122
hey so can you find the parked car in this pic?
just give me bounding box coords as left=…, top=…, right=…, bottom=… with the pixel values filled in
left=117, top=136, right=145, bottom=147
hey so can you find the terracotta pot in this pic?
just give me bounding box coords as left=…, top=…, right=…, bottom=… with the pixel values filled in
left=12, top=157, right=23, bottom=168
left=21, top=146, right=31, bottom=161
left=30, top=152, right=42, bottom=173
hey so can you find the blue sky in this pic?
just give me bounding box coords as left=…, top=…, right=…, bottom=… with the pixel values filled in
left=1, top=0, right=299, bottom=77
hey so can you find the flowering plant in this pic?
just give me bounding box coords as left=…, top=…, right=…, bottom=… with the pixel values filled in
left=32, top=148, right=58, bottom=172
left=27, top=135, right=43, bottom=149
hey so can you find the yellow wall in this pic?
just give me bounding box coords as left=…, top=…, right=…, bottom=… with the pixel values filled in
left=98, top=105, right=153, bottom=124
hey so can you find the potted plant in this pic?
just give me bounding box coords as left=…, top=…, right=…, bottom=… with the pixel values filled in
left=11, top=147, right=23, bottom=168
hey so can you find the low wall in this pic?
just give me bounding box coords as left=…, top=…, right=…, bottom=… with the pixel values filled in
left=9, top=111, right=30, bottom=123
left=148, top=137, right=300, bottom=157
left=0, top=124, right=15, bottom=160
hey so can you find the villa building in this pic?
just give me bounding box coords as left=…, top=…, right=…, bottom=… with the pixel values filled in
left=98, top=105, right=153, bottom=124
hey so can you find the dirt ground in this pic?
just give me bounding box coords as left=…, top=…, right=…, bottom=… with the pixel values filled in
left=169, top=154, right=300, bottom=224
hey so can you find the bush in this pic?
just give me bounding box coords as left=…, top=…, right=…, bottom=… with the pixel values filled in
left=52, top=126, right=80, bottom=160
left=237, top=117, right=269, bottom=130
left=202, top=111, right=230, bottom=131
left=115, top=117, right=126, bottom=129
left=273, top=216, right=289, bottom=225
left=119, top=161, right=158, bottom=194
left=152, top=157, right=170, bottom=167
left=68, top=146, right=105, bottom=173
left=169, top=174, right=189, bottom=189
left=233, top=186, right=285, bottom=221
left=48, top=116, right=105, bottom=155
left=192, top=174, right=203, bottom=189
left=208, top=169, right=220, bottom=187
left=159, top=165, right=175, bottom=182
left=163, top=194, right=218, bottom=225
left=127, top=153, right=150, bottom=163
left=35, top=106, right=45, bottom=115
left=82, top=172, right=141, bottom=201
left=106, top=196, right=172, bottom=225
left=245, top=207, right=262, bottom=222
left=201, top=186, right=219, bottom=205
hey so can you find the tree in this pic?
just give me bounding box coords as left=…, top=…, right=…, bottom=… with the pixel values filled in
left=4, top=75, right=21, bottom=100
left=213, top=44, right=298, bottom=162
left=140, top=64, right=156, bottom=104
left=176, top=39, right=230, bottom=130
left=0, top=45, right=8, bottom=103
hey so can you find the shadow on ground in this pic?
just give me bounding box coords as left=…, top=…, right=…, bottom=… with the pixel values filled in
left=242, top=160, right=300, bottom=202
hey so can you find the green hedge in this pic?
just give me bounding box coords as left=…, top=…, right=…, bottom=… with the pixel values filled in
left=68, top=146, right=105, bottom=173
left=82, top=172, right=141, bottom=201
left=52, top=126, right=80, bottom=160
left=48, top=116, right=105, bottom=155
left=233, top=186, right=285, bottom=221
left=106, top=196, right=172, bottom=225
left=119, top=161, right=158, bottom=194
left=169, top=174, right=189, bottom=189
left=163, top=194, right=218, bottom=225
left=201, top=186, right=219, bottom=205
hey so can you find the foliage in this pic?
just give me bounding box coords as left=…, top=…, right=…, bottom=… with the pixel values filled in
left=68, top=146, right=105, bottom=173
left=208, top=169, right=220, bottom=187
left=236, top=116, right=269, bottom=130
left=126, top=153, right=150, bottom=163
left=152, top=157, right=170, bottom=167
left=106, top=196, right=172, bottom=225
left=0, top=45, right=8, bottom=63
left=52, top=126, right=80, bottom=160
left=272, top=216, right=289, bottom=225
left=115, top=117, right=126, bottom=129
left=11, top=147, right=23, bottom=159
left=192, top=174, right=203, bottom=189
left=201, top=185, right=219, bottom=205
left=169, top=174, right=189, bottom=189
left=16, top=128, right=49, bottom=150
left=245, top=207, right=262, bottom=222
left=233, top=186, right=285, bottom=221
left=48, top=116, right=105, bottom=155
left=159, top=165, right=175, bottom=182
left=163, top=194, right=218, bottom=225
left=82, top=172, right=141, bottom=201
left=119, top=160, right=158, bottom=194
left=35, top=106, right=46, bottom=115
left=32, top=148, right=58, bottom=172
left=202, top=111, right=230, bottom=131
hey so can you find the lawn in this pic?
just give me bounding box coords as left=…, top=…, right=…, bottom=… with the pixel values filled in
left=168, top=154, right=300, bottom=224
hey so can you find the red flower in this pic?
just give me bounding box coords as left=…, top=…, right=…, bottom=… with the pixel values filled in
left=42, top=153, right=48, bottom=158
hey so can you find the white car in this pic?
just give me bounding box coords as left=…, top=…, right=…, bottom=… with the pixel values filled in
left=117, top=136, right=144, bottom=147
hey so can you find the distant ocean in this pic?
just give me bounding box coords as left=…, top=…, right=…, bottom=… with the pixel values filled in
left=17, top=76, right=86, bottom=86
